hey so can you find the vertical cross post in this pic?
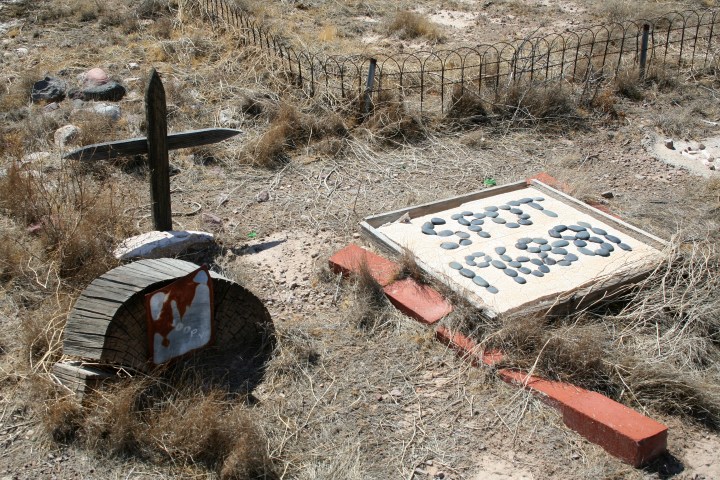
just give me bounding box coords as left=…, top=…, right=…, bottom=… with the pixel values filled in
left=639, top=24, right=650, bottom=80
left=145, top=69, right=173, bottom=231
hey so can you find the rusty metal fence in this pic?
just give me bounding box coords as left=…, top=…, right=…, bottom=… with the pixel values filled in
left=196, top=0, right=720, bottom=115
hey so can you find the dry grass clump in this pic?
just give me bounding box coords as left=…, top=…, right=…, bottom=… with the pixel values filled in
left=347, top=262, right=395, bottom=332
left=363, top=93, right=428, bottom=145
left=264, top=326, right=321, bottom=382
left=244, top=104, right=347, bottom=167
left=387, top=11, right=444, bottom=42
left=44, top=377, right=278, bottom=477
left=395, top=247, right=428, bottom=284
left=446, top=86, right=489, bottom=123
left=491, top=82, right=583, bottom=129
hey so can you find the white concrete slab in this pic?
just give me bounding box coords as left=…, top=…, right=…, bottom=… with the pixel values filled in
left=377, top=185, right=664, bottom=316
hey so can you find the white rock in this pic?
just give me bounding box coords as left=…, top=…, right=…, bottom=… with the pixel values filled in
left=15, top=47, right=28, bottom=57
left=21, top=152, right=51, bottom=164
left=113, top=230, right=216, bottom=260
left=54, top=125, right=80, bottom=148
left=91, top=103, right=121, bottom=120
left=127, top=62, right=140, bottom=70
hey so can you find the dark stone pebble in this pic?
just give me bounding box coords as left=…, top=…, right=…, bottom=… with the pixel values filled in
left=458, top=218, right=471, bottom=226
left=574, top=239, right=587, bottom=247
left=510, top=208, right=523, bottom=215
left=600, top=242, right=614, bottom=252
left=441, top=242, right=459, bottom=250
left=508, top=200, right=521, bottom=206
left=491, top=260, right=506, bottom=269
left=552, top=247, right=568, bottom=255
left=504, top=269, right=518, bottom=278
left=422, top=228, right=437, bottom=235
left=565, top=253, right=578, bottom=262
left=518, top=219, right=533, bottom=226
left=591, top=227, right=607, bottom=235
left=542, top=210, right=558, bottom=218
left=539, top=252, right=549, bottom=259
left=553, top=225, right=568, bottom=232
left=455, top=231, right=471, bottom=239
left=518, top=267, right=531, bottom=274
left=460, top=268, right=476, bottom=278
left=485, top=211, right=499, bottom=218
left=540, top=245, right=552, bottom=252
left=484, top=206, right=498, bottom=212
left=423, top=222, right=435, bottom=229
left=495, top=246, right=506, bottom=255
left=500, top=254, right=512, bottom=262
left=449, top=262, right=463, bottom=270
left=545, top=258, right=557, bottom=265
left=469, top=225, right=482, bottom=232
left=483, top=255, right=493, bottom=262
left=478, top=231, right=491, bottom=238
left=472, top=251, right=486, bottom=257
left=528, top=246, right=541, bottom=253
left=539, top=265, right=550, bottom=273
left=509, top=261, right=521, bottom=268
left=486, top=286, right=499, bottom=294
left=576, top=231, right=590, bottom=240
left=548, top=230, right=561, bottom=238
left=579, top=247, right=595, bottom=256
left=517, top=256, right=530, bottom=262
left=618, top=243, right=632, bottom=251
left=562, top=235, right=576, bottom=241
left=473, top=276, right=489, bottom=287
left=476, top=262, right=490, bottom=268
left=519, top=197, right=533, bottom=203
left=534, top=197, right=545, bottom=201
left=595, top=249, right=610, bottom=257
left=527, top=202, right=544, bottom=210
left=451, top=214, right=463, bottom=220
left=557, top=260, right=572, bottom=266
left=431, top=217, right=446, bottom=225
left=533, top=238, right=548, bottom=245
left=461, top=210, right=474, bottom=216
left=459, top=239, right=473, bottom=246
left=438, top=230, right=454, bottom=237
left=471, top=219, right=484, bottom=225
left=492, top=217, right=506, bottom=224
left=467, top=260, right=477, bottom=266
left=568, top=225, right=586, bottom=232
left=514, top=276, right=527, bottom=285
left=474, top=212, right=486, bottom=219
left=530, top=259, right=543, bottom=266
left=519, top=213, right=531, bottom=220
left=515, top=243, right=528, bottom=250
left=577, top=221, right=592, bottom=228
left=552, top=240, right=569, bottom=247
left=499, top=205, right=511, bottom=210
left=465, top=255, right=476, bottom=262
left=531, top=270, right=544, bottom=277
left=588, top=236, right=604, bottom=243
left=506, top=223, right=520, bottom=229
left=605, top=234, right=621, bottom=244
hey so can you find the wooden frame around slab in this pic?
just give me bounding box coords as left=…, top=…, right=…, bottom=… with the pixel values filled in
left=360, top=180, right=668, bottom=319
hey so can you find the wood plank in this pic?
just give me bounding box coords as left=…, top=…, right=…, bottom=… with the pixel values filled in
left=140, top=258, right=197, bottom=277
left=146, top=68, right=172, bottom=231
left=120, top=262, right=174, bottom=282
left=62, top=128, right=242, bottom=161
left=81, top=285, right=136, bottom=304
left=90, top=277, right=146, bottom=294
left=363, top=181, right=528, bottom=228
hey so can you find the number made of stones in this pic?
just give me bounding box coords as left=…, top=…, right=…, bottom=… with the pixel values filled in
left=474, top=212, right=487, bottom=219
left=531, top=270, right=544, bottom=277
left=438, top=230, right=454, bottom=237
left=492, top=217, right=506, bottom=224
left=473, top=276, right=490, bottom=287
left=504, top=268, right=518, bottom=277
left=459, top=268, right=476, bottom=278
left=478, top=231, right=491, bottom=238
left=578, top=247, right=595, bottom=256
left=514, top=276, right=527, bottom=284
left=449, top=262, right=462, bottom=270
left=528, top=202, right=544, bottom=210
left=486, top=286, right=499, bottom=294
left=462, top=210, right=474, bottom=216
left=422, top=228, right=437, bottom=235
left=431, top=217, right=446, bottom=225
left=510, top=208, right=523, bottom=215
left=518, top=266, right=531, bottom=274
left=485, top=211, right=499, bottom=218
left=471, top=219, right=484, bottom=225
left=516, top=242, right=528, bottom=250
left=469, top=225, right=482, bottom=232
left=542, top=210, right=558, bottom=217
left=574, top=239, right=587, bottom=247
left=618, top=243, right=632, bottom=251
left=553, top=225, right=568, bottom=232
left=576, top=231, right=590, bottom=240
left=459, top=239, right=473, bottom=246
left=591, top=227, right=607, bottom=235
left=568, top=225, right=586, bottom=232
left=508, top=200, right=521, bottom=206
left=441, top=242, right=459, bottom=250
left=509, top=261, right=521, bottom=268
left=532, top=238, right=548, bottom=245
left=588, top=236, right=604, bottom=243
left=518, top=219, right=533, bottom=225
left=506, top=223, right=520, bottom=228
left=495, top=246, right=506, bottom=255
left=455, top=231, right=471, bottom=239
left=491, top=260, right=506, bottom=269
left=458, top=218, right=471, bottom=226
left=548, top=230, right=561, bottom=238
left=451, top=213, right=463, bottom=220
left=552, top=240, right=569, bottom=247
left=499, top=205, right=511, bottom=210
left=484, top=206, right=499, bottom=212
left=605, top=234, right=621, bottom=244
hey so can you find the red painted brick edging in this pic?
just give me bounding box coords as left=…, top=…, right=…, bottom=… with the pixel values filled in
left=499, top=369, right=668, bottom=467
left=329, top=244, right=399, bottom=286
left=383, top=279, right=452, bottom=325
left=435, top=326, right=504, bottom=367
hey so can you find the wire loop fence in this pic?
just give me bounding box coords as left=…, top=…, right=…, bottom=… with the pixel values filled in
left=195, top=0, right=720, bottom=115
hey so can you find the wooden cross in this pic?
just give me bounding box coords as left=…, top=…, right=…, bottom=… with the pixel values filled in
left=63, top=69, right=241, bottom=231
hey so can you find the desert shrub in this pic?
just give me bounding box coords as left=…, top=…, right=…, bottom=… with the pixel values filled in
left=387, top=11, right=443, bottom=41
left=446, top=85, right=490, bottom=124
left=491, top=82, right=582, bottom=129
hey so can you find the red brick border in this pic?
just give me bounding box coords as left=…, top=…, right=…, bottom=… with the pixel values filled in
left=330, top=240, right=668, bottom=467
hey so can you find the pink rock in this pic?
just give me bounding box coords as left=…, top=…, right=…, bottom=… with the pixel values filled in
left=83, top=68, right=109, bottom=87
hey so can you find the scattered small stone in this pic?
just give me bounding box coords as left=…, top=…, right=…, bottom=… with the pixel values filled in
left=664, top=138, right=674, bottom=150
left=43, top=102, right=60, bottom=112
left=91, top=103, right=122, bottom=120
left=256, top=190, right=270, bottom=202
left=70, top=80, right=126, bottom=101
left=54, top=125, right=80, bottom=148
left=600, top=191, right=614, bottom=199
left=128, top=62, right=140, bottom=70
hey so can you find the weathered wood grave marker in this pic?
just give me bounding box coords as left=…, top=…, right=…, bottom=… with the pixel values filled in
left=64, top=68, right=241, bottom=230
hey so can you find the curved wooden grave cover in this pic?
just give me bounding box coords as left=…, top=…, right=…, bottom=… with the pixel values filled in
left=64, top=258, right=274, bottom=389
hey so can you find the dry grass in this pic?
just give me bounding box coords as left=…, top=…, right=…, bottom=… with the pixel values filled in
left=347, top=262, right=396, bottom=332
left=387, top=10, right=444, bottom=42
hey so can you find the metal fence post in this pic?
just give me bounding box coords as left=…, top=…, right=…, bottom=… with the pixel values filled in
left=639, top=24, right=650, bottom=79
left=364, top=58, right=377, bottom=116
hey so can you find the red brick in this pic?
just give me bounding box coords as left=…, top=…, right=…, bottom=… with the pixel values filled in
left=328, top=244, right=398, bottom=286
left=435, top=326, right=504, bottom=367
left=527, top=172, right=567, bottom=191
left=499, top=369, right=668, bottom=467
left=383, top=278, right=452, bottom=324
